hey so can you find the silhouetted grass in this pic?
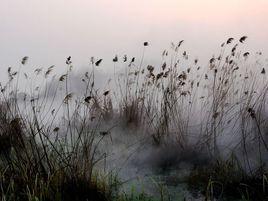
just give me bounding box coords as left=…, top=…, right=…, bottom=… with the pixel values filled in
left=0, top=37, right=268, bottom=200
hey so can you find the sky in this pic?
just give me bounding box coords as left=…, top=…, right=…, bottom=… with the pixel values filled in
left=0, top=0, right=268, bottom=78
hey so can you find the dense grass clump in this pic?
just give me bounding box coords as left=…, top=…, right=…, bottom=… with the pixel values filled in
left=188, top=157, right=268, bottom=200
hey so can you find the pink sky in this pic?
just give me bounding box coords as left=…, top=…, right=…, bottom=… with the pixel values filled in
left=0, top=0, right=268, bottom=75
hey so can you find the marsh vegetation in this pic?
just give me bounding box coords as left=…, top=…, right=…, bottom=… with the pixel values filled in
left=0, top=37, right=268, bottom=201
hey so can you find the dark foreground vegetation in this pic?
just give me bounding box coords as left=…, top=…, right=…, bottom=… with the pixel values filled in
left=0, top=37, right=268, bottom=201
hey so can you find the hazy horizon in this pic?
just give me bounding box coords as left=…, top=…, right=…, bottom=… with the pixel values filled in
left=1, top=0, right=268, bottom=78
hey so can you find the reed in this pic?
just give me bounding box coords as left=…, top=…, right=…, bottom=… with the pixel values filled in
left=0, top=37, right=268, bottom=200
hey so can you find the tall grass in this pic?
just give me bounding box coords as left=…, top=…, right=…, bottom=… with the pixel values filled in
left=0, top=56, right=120, bottom=201
left=112, top=37, right=268, bottom=200
left=0, top=37, right=268, bottom=200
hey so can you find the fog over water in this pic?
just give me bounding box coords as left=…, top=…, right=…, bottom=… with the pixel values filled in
left=1, top=0, right=268, bottom=82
